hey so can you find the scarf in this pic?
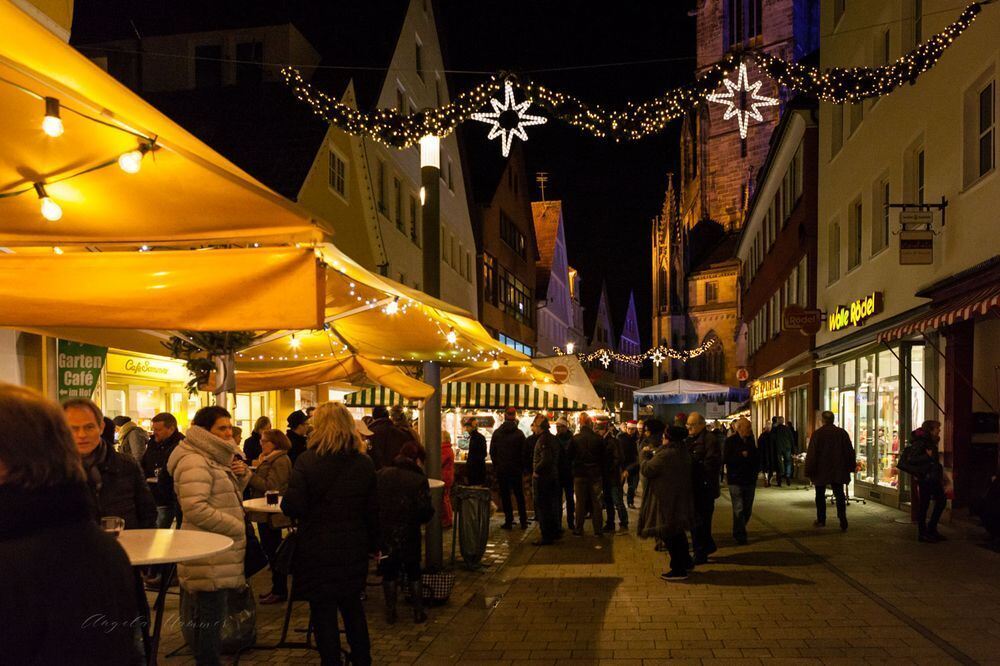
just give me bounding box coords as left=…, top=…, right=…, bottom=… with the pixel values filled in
left=81, top=440, right=109, bottom=496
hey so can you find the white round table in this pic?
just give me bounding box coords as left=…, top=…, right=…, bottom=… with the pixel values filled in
left=117, top=529, right=233, bottom=665
left=428, top=478, right=445, bottom=490
left=243, top=497, right=285, bottom=514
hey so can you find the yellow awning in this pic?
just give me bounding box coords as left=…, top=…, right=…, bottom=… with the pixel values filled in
left=0, top=0, right=325, bottom=246
left=233, top=355, right=433, bottom=400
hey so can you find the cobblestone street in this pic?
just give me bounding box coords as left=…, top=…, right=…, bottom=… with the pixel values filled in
left=155, top=483, right=1000, bottom=665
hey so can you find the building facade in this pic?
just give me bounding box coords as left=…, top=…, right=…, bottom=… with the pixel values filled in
left=586, top=283, right=618, bottom=410
left=614, top=292, right=642, bottom=419
left=816, top=0, right=1000, bottom=509
left=532, top=200, right=586, bottom=356
left=737, top=101, right=819, bottom=446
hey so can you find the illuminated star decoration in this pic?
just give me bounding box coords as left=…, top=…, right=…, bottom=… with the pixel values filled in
left=470, top=80, right=547, bottom=157
left=705, top=62, right=780, bottom=140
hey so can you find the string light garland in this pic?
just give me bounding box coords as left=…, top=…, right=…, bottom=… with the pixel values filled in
left=283, top=1, right=985, bottom=148
left=554, top=338, right=718, bottom=368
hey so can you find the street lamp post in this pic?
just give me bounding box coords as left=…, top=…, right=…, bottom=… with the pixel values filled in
left=419, top=134, right=443, bottom=570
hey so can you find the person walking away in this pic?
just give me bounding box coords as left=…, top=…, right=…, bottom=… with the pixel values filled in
left=757, top=424, right=775, bottom=487
left=555, top=418, right=576, bottom=531
left=112, top=415, right=148, bottom=465
left=530, top=415, right=562, bottom=545
left=245, top=429, right=293, bottom=604
left=902, top=420, right=947, bottom=542
left=377, top=442, right=434, bottom=624
left=368, top=405, right=409, bottom=470
left=1, top=384, right=139, bottom=665
left=804, top=411, right=856, bottom=531
left=620, top=421, right=640, bottom=508
left=724, top=418, right=760, bottom=545
left=686, top=413, right=721, bottom=564
left=281, top=402, right=377, bottom=665
left=638, top=425, right=696, bottom=581
left=168, top=406, right=251, bottom=665
left=440, top=431, right=455, bottom=528
left=569, top=413, right=606, bottom=537
left=64, top=399, right=157, bottom=531
left=285, top=410, right=310, bottom=465
left=390, top=405, right=422, bottom=448
left=596, top=416, right=628, bottom=533
left=464, top=418, right=488, bottom=486
left=243, top=416, right=270, bottom=464
left=770, top=416, right=796, bottom=486
left=142, top=412, right=184, bottom=529
left=490, top=407, right=528, bottom=529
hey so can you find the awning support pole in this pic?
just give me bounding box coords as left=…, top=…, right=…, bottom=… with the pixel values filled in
left=919, top=333, right=996, bottom=412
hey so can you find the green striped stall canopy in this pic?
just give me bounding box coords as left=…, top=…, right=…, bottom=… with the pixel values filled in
left=343, top=382, right=588, bottom=411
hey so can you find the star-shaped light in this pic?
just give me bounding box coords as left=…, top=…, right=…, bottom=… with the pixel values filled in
left=649, top=350, right=665, bottom=366
left=706, top=62, right=780, bottom=140
left=471, top=80, right=547, bottom=157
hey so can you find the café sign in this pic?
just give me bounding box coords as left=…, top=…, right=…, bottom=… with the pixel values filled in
left=57, top=340, right=108, bottom=400
left=106, top=353, right=192, bottom=383
left=828, top=292, right=884, bottom=332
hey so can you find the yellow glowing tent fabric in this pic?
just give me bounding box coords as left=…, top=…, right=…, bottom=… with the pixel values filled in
left=0, top=248, right=324, bottom=330
left=233, top=355, right=433, bottom=400
left=0, top=0, right=325, bottom=246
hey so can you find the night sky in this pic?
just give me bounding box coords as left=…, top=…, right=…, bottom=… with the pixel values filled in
left=439, top=3, right=695, bottom=350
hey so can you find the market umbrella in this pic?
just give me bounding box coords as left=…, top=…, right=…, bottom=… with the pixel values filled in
left=634, top=379, right=750, bottom=405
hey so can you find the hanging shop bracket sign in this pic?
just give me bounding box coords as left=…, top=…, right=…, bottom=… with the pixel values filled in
left=828, top=292, right=884, bottom=332
left=899, top=229, right=934, bottom=265
left=57, top=339, right=108, bottom=399
left=782, top=305, right=825, bottom=335
left=751, top=378, right=784, bottom=402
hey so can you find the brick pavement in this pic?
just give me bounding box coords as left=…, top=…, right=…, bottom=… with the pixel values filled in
left=152, top=485, right=1000, bottom=664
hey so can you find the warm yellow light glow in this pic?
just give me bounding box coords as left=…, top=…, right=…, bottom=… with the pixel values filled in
left=52, top=246, right=63, bottom=255
left=42, top=115, right=63, bottom=137
left=491, top=360, right=500, bottom=370
left=565, top=342, right=575, bottom=355
left=289, top=335, right=301, bottom=350
left=446, top=330, right=457, bottom=345
left=118, top=149, right=144, bottom=174
left=385, top=298, right=400, bottom=315
left=419, top=134, right=440, bottom=168
left=420, top=187, right=426, bottom=205
left=40, top=196, right=62, bottom=221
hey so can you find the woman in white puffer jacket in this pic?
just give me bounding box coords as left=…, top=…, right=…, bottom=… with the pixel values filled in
left=167, top=405, right=250, bottom=665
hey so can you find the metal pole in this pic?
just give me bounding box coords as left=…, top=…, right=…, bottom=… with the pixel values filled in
left=419, top=135, right=443, bottom=570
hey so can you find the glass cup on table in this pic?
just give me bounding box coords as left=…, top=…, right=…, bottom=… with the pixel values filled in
left=101, top=516, right=125, bottom=537
left=265, top=490, right=280, bottom=506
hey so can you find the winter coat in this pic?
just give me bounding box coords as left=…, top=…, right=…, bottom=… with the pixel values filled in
left=281, top=449, right=378, bottom=600
left=602, top=432, right=622, bottom=480
left=441, top=442, right=455, bottom=488
left=141, top=430, right=183, bottom=505
left=489, top=420, right=526, bottom=476
left=556, top=430, right=574, bottom=483
left=367, top=417, right=410, bottom=470
left=243, top=432, right=263, bottom=463
left=687, top=428, right=722, bottom=499
left=167, top=426, right=249, bottom=592
left=246, top=450, right=292, bottom=526
left=523, top=433, right=538, bottom=474
left=116, top=421, right=148, bottom=464
left=724, top=433, right=760, bottom=486
left=569, top=425, right=605, bottom=478
left=532, top=430, right=560, bottom=480
left=466, top=429, right=488, bottom=485
left=805, top=424, right=856, bottom=486
left=771, top=424, right=796, bottom=454
left=904, top=428, right=943, bottom=483
left=286, top=430, right=308, bottom=465
left=637, top=442, right=695, bottom=539
left=619, top=432, right=639, bottom=473
left=0, top=482, right=137, bottom=666
left=377, top=457, right=434, bottom=563
left=757, top=428, right=776, bottom=474
left=82, top=441, right=157, bottom=529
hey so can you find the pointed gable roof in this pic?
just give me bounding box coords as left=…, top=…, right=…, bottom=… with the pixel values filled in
left=589, top=282, right=616, bottom=351
left=618, top=291, right=640, bottom=351
left=532, top=200, right=564, bottom=300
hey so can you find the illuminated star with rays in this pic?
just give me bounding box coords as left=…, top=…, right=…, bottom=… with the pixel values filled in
left=471, top=80, right=547, bottom=157
left=706, top=62, right=780, bottom=140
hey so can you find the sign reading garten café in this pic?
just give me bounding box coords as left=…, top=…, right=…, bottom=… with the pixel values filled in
left=57, top=340, right=108, bottom=400
left=828, top=292, right=884, bottom=332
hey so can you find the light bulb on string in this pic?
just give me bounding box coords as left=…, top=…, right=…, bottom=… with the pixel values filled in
left=118, top=150, right=144, bottom=174
left=289, top=334, right=301, bottom=350
left=34, top=184, right=62, bottom=221
left=52, top=246, right=63, bottom=255
left=385, top=297, right=400, bottom=315
left=446, top=329, right=457, bottom=345
left=42, top=97, right=63, bottom=137
left=565, top=342, right=575, bottom=355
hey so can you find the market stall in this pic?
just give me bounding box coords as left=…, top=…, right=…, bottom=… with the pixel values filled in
left=635, top=379, right=750, bottom=423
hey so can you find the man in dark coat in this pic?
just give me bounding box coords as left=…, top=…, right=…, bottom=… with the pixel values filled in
left=568, top=413, right=606, bottom=537
left=805, top=411, right=856, bottom=530
left=286, top=410, right=310, bottom=464
left=367, top=405, right=409, bottom=471
left=530, top=415, right=562, bottom=545
left=489, top=407, right=528, bottom=529
left=376, top=443, right=434, bottom=624
left=637, top=425, right=695, bottom=580
left=464, top=418, right=488, bottom=486
left=686, top=413, right=721, bottom=564
left=64, top=399, right=156, bottom=530
left=555, top=417, right=576, bottom=530
left=771, top=416, right=796, bottom=486
left=141, top=412, right=184, bottom=529
left=757, top=425, right=775, bottom=486
left=724, top=418, right=760, bottom=545
left=905, top=420, right=947, bottom=542
left=597, top=416, right=628, bottom=532
left=620, top=421, right=640, bottom=508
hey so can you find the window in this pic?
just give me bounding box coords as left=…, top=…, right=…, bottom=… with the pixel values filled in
left=458, top=244, right=465, bottom=278
left=328, top=150, right=347, bottom=198
left=483, top=254, right=497, bottom=305
left=978, top=81, right=995, bottom=178
left=415, top=38, right=424, bottom=81
left=849, top=102, right=863, bottom=135
left=834, top=0, right=846, bottom=26
left=409, top=195, right=419, bottom=244
left=798, top=256, right=808, bottom=305
left=447, top=160, right=454, bottom=190
left=831, top=104, right=844, bottom=156
left=794, top=142, right=804, bottom=200
left=498, top=333, right=533, bottom=357
left=396, top=87, right=406, bottom=114
left=393, top=178, right=403, bottom=231
left=873, top=179, right=890, bottom=255
left=500, top=211, right=526, bottom=259
left=725, top=0, right=763, bottom=49
left=466, top=252, right=472, bottom=283
left=705, top=281, right=719, bottom=304
left=194, top=44, right=223, bottom=88
left=914, top=0, right=923, bottom=44
left=235, top=41, right=263, bottom=86
left=829, top=220, right=841, bottom=284
left=917, top=149, right=925, bottom=203
left=435, top=77, right=442, bottom=107
left=880, top=30, right=891, bottom=67
left=848, top=198, right=863, bottom=270
left=377, top=161, right=387, bottom=213
left=497, top=267, right=533, bottom=326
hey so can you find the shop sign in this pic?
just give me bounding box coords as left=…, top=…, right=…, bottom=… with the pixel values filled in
left=751, top=378, right=783, bottom=402
left=828, top=292, right=884, bottom=332
left=551, top=364, right=570, bottom=384
left=736, top=367, right=749, bottom=382
left=900, top=210, right=934, bottom=227
left=899, top=230, right=934, bottom=265
left=782, top=305, right=825, bottom=336
left=106, top=353, right=192, bottom=383
left=57, top=340, right=108, bottom=399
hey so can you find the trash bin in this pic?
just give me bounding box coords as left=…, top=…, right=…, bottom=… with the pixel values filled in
left=452, top=485, right=492, bottom=568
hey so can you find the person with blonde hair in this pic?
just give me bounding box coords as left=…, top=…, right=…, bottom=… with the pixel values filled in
left=281, top=402, right=377, bottom=665
left=0, top=384, right=137, bottom=664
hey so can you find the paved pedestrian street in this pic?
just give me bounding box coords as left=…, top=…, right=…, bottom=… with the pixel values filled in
left=154, top=484, right=1000, bottom=665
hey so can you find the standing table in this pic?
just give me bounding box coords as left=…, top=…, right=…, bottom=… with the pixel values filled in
left=118, top=529, right=233, bottom=666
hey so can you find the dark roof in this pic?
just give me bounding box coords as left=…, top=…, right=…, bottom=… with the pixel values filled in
left=687, top=219, right=738, bottom=274
left=464, top=131, right=520, bottom=206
